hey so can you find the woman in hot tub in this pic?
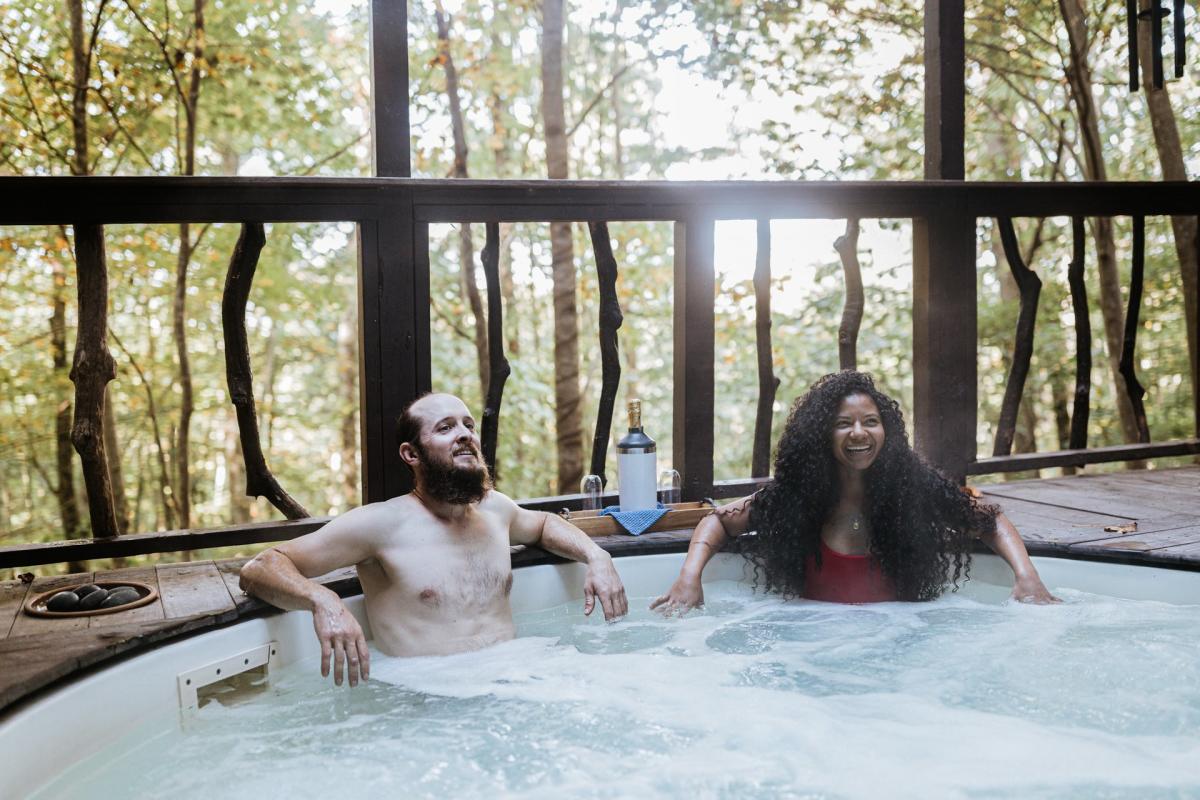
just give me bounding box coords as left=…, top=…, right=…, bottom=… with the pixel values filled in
left=652, top=370, right=1058, bottom=611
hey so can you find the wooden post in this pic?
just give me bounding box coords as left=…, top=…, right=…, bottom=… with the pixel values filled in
left=913, top=205, right=976, bottom=481
left=915, top=0, right=973, bottom=481
left=370, top=0, right=411, bottom=178
left=673, top=218, right=715, bottom=501
left=924, top=0, right=965, bottom=182
left=363, top=2, right=419, bottom=502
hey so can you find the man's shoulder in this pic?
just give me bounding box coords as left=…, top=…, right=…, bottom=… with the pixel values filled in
left=330, top=495, right=418, bottom=533
left=478, top=489, right=519, bottom=515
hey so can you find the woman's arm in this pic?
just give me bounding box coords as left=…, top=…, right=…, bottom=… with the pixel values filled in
left=650, top=496, right=753, bottom=615
left=977, top=512, right=1060, bottom=604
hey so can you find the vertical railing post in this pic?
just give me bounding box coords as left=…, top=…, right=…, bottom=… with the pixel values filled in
left=673, top=217, right=715, bottom=501
left=361, top=1, right=420, bottom=503
left=370, top=0, right=411, bottom=178
left=924, top=0, right=965, bottom=182
left=358, top=197, right=427, bottom=504
left=916, top=0, right=973, bottom=481
left=913, top=202, right=976, bottom=482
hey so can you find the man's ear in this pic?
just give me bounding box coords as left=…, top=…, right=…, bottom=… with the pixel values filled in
left=399, top=441, right=420, bottom=467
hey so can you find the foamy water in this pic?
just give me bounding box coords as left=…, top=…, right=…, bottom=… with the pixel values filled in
left=35, top=581, right=1200, bottom=799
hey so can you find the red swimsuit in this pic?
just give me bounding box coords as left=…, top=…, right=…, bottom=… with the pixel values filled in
left=802, top=539, right=897, bottom=603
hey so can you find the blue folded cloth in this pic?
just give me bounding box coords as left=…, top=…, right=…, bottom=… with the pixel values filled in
left=600, top=503, right=668, bottom=536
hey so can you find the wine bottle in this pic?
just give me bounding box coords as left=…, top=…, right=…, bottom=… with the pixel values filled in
left=617, top=399, right=657, bottom=511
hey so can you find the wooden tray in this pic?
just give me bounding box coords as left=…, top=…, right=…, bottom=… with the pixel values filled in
left=24, top=580, right=159, bottom=618
left=564, top=501, right=716, bottom=536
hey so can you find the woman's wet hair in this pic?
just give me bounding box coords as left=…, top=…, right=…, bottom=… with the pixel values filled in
left=744, top=370, right=998, bottom=601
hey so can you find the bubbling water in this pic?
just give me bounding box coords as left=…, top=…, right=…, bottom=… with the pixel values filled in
left=35, top=581, right=1200, bottom=799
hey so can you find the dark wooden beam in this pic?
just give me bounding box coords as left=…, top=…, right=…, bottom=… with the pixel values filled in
left=370, top=0, right=411, bottom=177
left=673, top=218, right=715, bottom=501
left=356, top=194, right=424, bottom=503
left=1, top=178, right=1198, bottom=227
left=924, top=0, right=965, bottom=180
left=969, top=438, right=1200, bottom=474
left=913, top=205, right=977, bottom=481
left=0, top=518, right=331, bottom=569
left=1195, top=215, right=1200, bottom=439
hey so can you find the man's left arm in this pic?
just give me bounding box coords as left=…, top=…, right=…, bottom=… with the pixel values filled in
left=509, top=504, right=629, bottom=620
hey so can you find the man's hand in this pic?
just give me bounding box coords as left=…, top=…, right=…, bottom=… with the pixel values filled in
left=1011, top=573, right=1061, bottom=604
left=583, top=552, right=628, bottom=621
left=650, top=575, right=704, bottom=617
left=312, top=594, right=370, bottom=686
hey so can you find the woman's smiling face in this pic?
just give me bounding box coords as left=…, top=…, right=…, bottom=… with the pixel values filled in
left=830, top=392, right=885, bottom=471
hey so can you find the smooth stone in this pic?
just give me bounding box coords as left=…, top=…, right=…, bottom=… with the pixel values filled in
left=46, top=592, right=80, bottom=612
left=78, top=588, right=110, bottom=610
left=100, top=588, right=141, bottom=608
left=74, top=584, right=102, bottom=598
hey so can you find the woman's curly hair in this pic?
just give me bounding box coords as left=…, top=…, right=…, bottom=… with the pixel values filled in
left=744, top=370, right=997, bottom=601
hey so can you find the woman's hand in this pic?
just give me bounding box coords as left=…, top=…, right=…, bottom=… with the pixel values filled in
left=1011, top=573, right=1060, bottom=604
left=650, top=575, right=705, bottom=616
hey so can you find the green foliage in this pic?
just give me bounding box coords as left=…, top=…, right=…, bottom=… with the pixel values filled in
left=1, top=0, right=1197, bottom=576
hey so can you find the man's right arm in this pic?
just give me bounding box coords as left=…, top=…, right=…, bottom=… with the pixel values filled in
left=240, top=504, right=385, bottom=686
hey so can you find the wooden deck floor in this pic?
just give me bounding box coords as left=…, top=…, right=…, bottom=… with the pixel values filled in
left=1, top=466, right=1197, bottom=713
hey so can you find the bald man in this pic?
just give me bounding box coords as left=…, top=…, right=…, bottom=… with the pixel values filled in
left=240, top=393, right=628, bottom=686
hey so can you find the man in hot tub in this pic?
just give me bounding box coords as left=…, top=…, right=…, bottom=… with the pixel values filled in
left=240, top=392, right=628, bottom=687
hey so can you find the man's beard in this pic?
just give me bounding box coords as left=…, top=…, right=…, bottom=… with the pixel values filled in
left=415, top=440, right=492, bottom=505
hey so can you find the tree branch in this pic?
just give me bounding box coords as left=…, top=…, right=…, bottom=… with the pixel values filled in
left=566, top=62, right=633, bottom=140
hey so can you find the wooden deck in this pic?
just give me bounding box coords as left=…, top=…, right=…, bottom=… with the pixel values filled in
left=1, top=466, right=1197, bottom=714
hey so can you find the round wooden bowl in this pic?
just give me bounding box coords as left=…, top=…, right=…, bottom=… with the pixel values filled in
left=23, top=581, right=158, bottom=618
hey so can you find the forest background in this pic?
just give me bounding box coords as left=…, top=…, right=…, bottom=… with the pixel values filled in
left=0, top=0, right=1197, bottom=577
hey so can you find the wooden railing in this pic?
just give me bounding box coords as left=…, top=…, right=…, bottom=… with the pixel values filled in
left=0, top=176, right=1198, bottom=568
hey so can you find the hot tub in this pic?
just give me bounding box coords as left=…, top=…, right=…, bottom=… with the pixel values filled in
left=4, top=553, right=1200, bottom=799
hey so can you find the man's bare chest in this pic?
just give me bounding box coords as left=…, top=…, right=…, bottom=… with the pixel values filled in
left=372, top=523, right=513, bottom=612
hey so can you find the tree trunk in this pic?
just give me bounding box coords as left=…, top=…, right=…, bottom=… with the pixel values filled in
left=990, top=220, right=1040, bottom=478
left=1058, top=0, right=1144, bottom=446
left=226, top=417, right=251, bottom=523
left=1136, top=0, right=1198, bottom=416
left=51, top=259, right=82, bottom=540
left=1050, top=371, right=1076, bottom=475
left=436, top=4, right=489, bottom=399
left=172, top=0, right=206, bottom=532
left=542, top=0, right=584, bottom=494
left=338, top=296, right=359, bottom=509
left=66, top=0, right=119, bottom=537
left=174, top=224, right=194, bottom=531
left=103, top=385, right=129, bottom=533
left=136, top=324, right=178, bottom=529
left=69, top=224, right=120, bottom=538
left=487, top=85, right=520, bottom=356
left=262, top=326, right=279, bottom=451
